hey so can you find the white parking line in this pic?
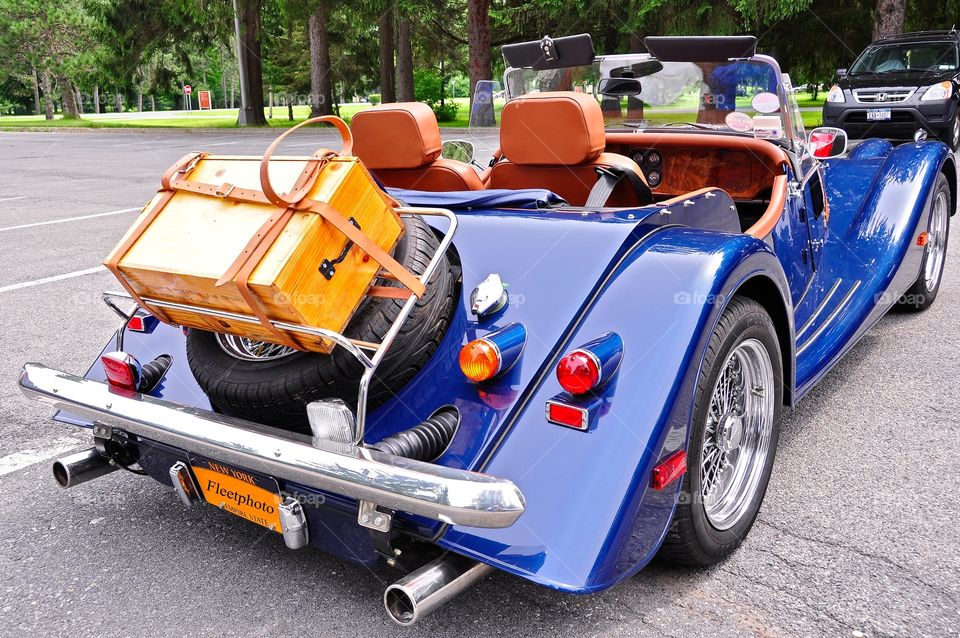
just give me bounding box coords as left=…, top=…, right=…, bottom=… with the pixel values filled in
left=0, top=438, right=81, bottom=477
left=0, top=207, right=140, bottom=233
left=0, top=196, right=27, bottom=203
left=0, top=266, right=107, bottom=293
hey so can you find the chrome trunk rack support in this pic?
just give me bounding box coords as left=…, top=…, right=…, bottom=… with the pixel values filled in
left=103, top=206, right=458, bottom=446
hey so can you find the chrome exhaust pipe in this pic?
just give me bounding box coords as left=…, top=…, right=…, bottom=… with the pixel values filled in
left=52, top=448, right=118, bottom=488
left=384, top=553, right=493, bottom=626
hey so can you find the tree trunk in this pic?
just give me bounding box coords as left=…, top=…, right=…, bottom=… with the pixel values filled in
left=235, top=0, right=268, bottom=125
left=150, top=95, right=156, bottom=111
left=220, top=51, right=229, bottom=109
left=41, top=72, right=54, bottom=119
left=308, top=0, right=335, bottom=116
left=873, top=0, right=906, bottom=39
left=75, top=89, right=84, bottom=114
left=59, top=76, right=80, bottom=119
left=114, top=91, right=122, bottom=113
left=93, top=85, right=100, bottom=114
left=31, top=67, right=41, bottom=115
left=396, top=10, right=414, bottom=101
left=137, top=91, right=143, bottom=112
left=467, top=0, right=493, bottom=125
left=378, top=2, right=395, bottom=103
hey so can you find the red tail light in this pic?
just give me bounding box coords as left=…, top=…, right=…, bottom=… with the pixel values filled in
left=556, top=350, right=600, bottom=394
left=651, top=450, right=687, bottom=490
left=101, top=352, right=142, bottom=390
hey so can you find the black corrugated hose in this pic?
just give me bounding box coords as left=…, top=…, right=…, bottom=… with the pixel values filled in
left=372, top=408, right=459, bottom=461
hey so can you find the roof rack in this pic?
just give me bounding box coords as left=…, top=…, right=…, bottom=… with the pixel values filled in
left=877, top=29, right=958, bottom=41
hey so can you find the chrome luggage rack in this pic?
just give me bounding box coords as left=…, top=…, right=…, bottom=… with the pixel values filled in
left=102, top=205, right=458, bottom=446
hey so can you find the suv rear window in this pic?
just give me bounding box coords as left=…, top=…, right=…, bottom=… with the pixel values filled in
left=850, top=41, right=959, bottom=74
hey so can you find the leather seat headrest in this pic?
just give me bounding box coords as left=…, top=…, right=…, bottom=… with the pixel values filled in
left=500, top=92, right=606, bottom=166
left=352, top=102, right=443, bottom=170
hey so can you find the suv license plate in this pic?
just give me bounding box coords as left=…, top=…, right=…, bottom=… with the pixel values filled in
left=867, top=109, right=891, bottom=121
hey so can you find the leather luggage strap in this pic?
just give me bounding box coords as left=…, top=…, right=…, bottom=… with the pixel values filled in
left=103, top=151, right=205, bottom=324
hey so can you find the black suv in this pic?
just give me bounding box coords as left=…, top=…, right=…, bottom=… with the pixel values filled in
left=822, top=30, right=960, bottom=149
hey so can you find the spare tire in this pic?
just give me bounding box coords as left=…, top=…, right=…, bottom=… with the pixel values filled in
left=185, top=215, right=457, bottom=433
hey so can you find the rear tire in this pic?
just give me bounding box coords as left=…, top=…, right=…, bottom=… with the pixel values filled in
left=659, top=296, right=782, bottom=566
left=897, top=173, right=951, bottom=312
left=185, top=215, right=458, bottom=433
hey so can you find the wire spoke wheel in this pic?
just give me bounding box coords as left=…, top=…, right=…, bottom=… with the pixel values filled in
left=214, top=334, right=298, bottom=362
left=700, top=338, right=776, bottom=531
left=924, top=188, right=949, bottom=292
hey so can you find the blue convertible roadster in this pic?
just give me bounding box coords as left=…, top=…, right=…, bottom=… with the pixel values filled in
left=17, top=34, right=954, bottom=625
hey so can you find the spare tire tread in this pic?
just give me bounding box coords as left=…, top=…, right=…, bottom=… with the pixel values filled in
left=186, top=215, right=457, bottom=432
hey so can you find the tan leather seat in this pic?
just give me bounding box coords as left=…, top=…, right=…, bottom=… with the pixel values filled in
left=487, top=92, right=652, bottom=206
left=352, top=102, right=483, bottom=191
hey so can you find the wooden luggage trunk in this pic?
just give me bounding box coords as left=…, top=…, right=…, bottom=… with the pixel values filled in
left=104, top=117, right=419, bottom=353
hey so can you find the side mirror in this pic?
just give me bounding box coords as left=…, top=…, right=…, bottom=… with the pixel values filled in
left=441, top=140, right=475, bottom=163
left=598, top=77, right=642, bottom=97
left=835, top=68, right=848, bottom=78
left=808, top=127, right=848, bottom=159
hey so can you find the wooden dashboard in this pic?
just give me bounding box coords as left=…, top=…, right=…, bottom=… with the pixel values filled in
left=605, top=132, right=787, bottom=201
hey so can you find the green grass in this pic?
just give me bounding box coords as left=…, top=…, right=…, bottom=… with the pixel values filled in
left=0, top=99, right=489, bottom=130
left=0, top=95, right=821, bottom=130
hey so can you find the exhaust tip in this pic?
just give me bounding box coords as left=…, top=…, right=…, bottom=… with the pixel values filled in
left=384, top=585, right=418, bottom=626
left=52, top=460, right=71, bottom=487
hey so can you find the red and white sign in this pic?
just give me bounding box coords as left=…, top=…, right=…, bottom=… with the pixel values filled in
left=197, top=90, right=212, bottom=110
left=184, top=84, right=192, bottom=95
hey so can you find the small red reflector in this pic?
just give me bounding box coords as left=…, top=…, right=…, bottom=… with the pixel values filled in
left=651, top=450, right=687, bottom=490
left=127, top=315, right=145, bottom=332
left=917, top=231, right=929, bottom=247
left=101, top=353, right=140, bottom=390
left=556, top=350, right=600, bottom=394
left=545, top=401, right=588, bottom=430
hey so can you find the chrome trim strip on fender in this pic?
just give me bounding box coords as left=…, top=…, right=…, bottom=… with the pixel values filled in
left=18, top=364, right=525, bottom=529
left=796, top=280, right=862, bottom=354
left=796, top=278, right=842, bottom=340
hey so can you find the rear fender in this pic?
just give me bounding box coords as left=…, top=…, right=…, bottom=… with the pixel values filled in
left=438, top=227, right=792, bottom=592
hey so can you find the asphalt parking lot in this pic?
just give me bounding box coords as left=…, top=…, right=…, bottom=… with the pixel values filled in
left=0, top=129, right=957, bottom=638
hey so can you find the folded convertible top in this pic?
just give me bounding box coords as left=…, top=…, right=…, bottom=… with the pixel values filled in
left=387, top=188, right=566, bottom=210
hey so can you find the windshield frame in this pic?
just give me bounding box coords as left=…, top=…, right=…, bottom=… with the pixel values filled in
left=501, top=51, right=801, bottom=151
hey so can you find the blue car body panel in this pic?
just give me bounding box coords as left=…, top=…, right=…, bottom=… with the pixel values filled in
left=56, top=136, right=954, bottom=592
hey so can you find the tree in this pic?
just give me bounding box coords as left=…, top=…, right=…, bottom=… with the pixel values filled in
left=308, top=0, right=335, bottom=116
left=0, top=0, right=101, bottom=120
left=378, top=1, right=396, bottom=102
left=235, top=0, right=269, bottom=125
left=873, top=0, right=906, bottom=38
left=396, top=7, right=414, bottom=101
left=467, top=0, right=492, bottom=122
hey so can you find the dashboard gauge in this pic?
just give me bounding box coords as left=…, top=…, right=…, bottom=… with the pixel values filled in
left=646, top=170, right=662, bottom=187
left=629, top=150, right=646, bottom=165
left=646, top=150, right=662, bottom=166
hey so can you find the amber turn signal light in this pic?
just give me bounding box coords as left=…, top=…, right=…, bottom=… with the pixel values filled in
left=459, top=339, right=502, bottom=382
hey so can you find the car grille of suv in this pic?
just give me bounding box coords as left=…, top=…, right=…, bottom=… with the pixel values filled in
left=853, top=88, right=917, bottom=103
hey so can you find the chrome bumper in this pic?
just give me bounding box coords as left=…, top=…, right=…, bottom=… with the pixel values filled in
left=18, top=363, right=525, bottom=528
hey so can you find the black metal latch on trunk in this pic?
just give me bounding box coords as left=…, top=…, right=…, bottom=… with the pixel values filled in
left=318, top=217, right=361, bottom=281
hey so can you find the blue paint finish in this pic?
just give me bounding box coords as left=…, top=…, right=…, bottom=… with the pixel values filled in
left=436, top=229, right=791, bottom=591
left=52, top=132, right=953, bottom=593
left=794, top=140, right=953, bottom=394
left=573, top=331, right=624, bottom=388
left=482, top=322, right=527, bottom=377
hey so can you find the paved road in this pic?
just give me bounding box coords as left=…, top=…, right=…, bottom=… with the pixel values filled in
left=0, top=130, right=957, bottom=638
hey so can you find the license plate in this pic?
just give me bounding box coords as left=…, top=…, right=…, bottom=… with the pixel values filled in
left=867, top=109, right=891, bottom=121
left=191, top=457, right=283, bottom=533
